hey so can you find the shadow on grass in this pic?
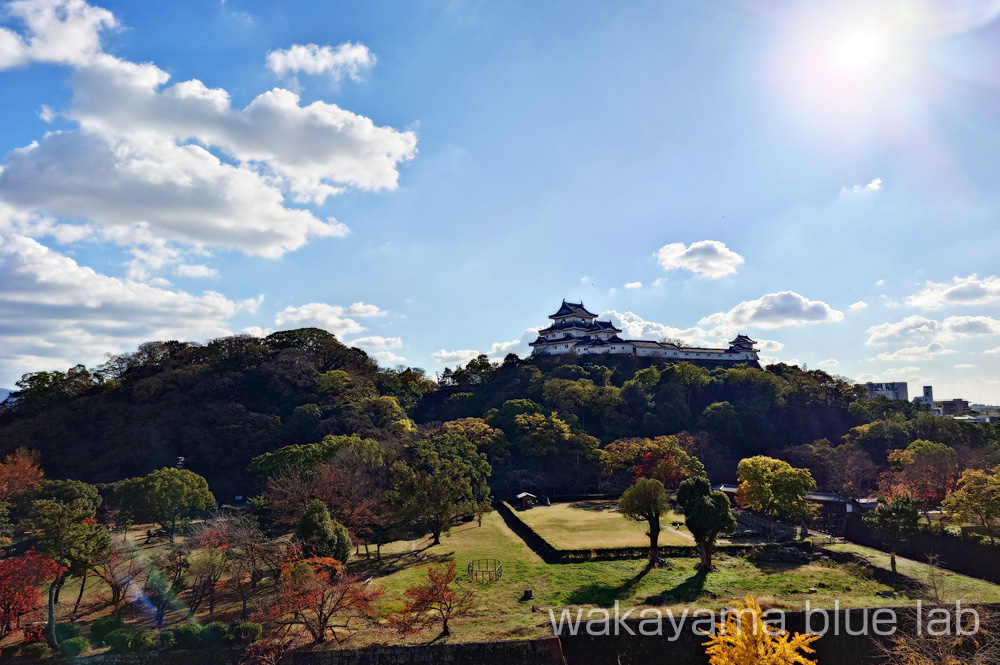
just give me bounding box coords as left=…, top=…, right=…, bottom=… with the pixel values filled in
left=350, top=542, right=455, bottom=579
left=564, top=565, right=653, bottom=606
left=657, top=569, right=709, bottom=603
left=568, top=501, right=619, bottom=512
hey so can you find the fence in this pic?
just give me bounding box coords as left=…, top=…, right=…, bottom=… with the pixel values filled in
left=497, top=501, right=758, bottom=563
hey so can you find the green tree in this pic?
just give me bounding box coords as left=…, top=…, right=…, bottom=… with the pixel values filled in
left=30, top=479, right=101, bottom=515
left=943, top=467, right=1000, bottom=544
left=22, top=499, right=110, bottom=649
left=863, top=496, right=920, bottom=575
left=677, top=476, right=737, bottom=571
left=736, top=456, right=817, bottom=537
left=141, top=467, right=216, bottom=540
left=295, top=500, right=352, bottom=562
left=393, top=434, right=491, bottom=545
left=618, top=478, right=670, bottom=566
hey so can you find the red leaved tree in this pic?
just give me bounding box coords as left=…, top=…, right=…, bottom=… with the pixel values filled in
left=257, top=557, right=382, bottom=645
left=0, top=448, right=43, bottom=504
left=0, top=550, right=60, bottom=639
left=390, top=561, right=474, bottom=639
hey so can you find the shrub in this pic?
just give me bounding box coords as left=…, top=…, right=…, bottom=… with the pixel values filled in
left=232, top=622, right=263, bottom=643
left=200, top=622, right=230, bottom=646
left=60, top=636, right=90, bottom=659
left=91, top=615, right=124, bottom=641
left=55, top=622, right=81, bottom=641
left=159, top=629, right=177, bottom=648
left=20, top=642, right=49, bottom=660
left=0, top=645, right=20, bottom=660
left=131, top=630, right=158, bottom=651
left=22, top=624, right=45, bottom=644
left=174, top=623, right=203, bottom=649
left=103, top=627, right=137, bottom=653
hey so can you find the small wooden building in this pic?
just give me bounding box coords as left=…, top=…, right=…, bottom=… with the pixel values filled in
left=516, top=492, right=537, bottom=510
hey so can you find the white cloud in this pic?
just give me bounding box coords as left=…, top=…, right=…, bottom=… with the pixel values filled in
left=954, top=364, right=976, bottom=369
left=757, top=339, right=784, bottom=352
left=0, top=232, right=249, bottom=386
left=698, top=291, right=843, bottom=333
left=656, top=240, right=744, bottom=278
left=849, top=301, right=868, bottom=311
left=874, top=342, right=956, bottom=362
left=602, top=310, right=716, bottom=347
left=906, top=275, right=1000, bottom=310
left=266, top=42, right=376, bottom=82
left=580, top=275, right=590, bottom=284
left=371, top=350, right=406, bottom=365
left=432, top=349, right=480, bottom=364
left=174, top=264, right=217, bottom=279
left=876, top=279, right=886, bottom=287
left=940, top=315, right=1000, bottom=339
left=0, top=0, right=116, bottom=70
left=881, top=365, right=922, bottom=377
left=841, top=178, right=882, bottom=194
left=273, top=302, right=383, bottom=337
left=0, top=1, right=416, bottom=281
left=985, top=347, right=1000, bottom=355
left=624, top=281, right=642, bottom=289
left=865, top=315, right=940, bottom=345
left=817, top=358, right=839, bottom=367
left=348, top=336, right=402, bottom=350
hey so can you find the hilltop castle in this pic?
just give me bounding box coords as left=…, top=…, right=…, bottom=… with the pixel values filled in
left=529, top=301, right=759, bottom=363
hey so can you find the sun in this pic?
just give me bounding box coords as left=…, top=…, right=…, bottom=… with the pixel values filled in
left=837, top=31, right=879, bottom=69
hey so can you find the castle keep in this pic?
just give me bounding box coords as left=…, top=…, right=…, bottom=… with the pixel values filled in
left=529, top=301, right=759, bottom=363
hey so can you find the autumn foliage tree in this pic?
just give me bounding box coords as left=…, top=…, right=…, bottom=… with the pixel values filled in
left=258, top=556, right=382, bottom=645
left=0, top=448, right=43, bottom=504
left=390, top=561, right=474, bottom=639
left=883, top=440, right=959, bottom=521
left=0, top=550, right=59, bottom=640
left=702, top=595, right=821, bottom=665
left=600, top=436, right=706, bottom=489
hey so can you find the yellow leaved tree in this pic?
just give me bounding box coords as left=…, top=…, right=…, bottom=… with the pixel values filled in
left=703, top=596, right=821, bottom=665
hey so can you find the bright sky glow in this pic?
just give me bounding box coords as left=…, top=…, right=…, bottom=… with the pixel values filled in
left=837, top=32, right=879, bottom=69
left=2, top=0, right=1000, bottom=404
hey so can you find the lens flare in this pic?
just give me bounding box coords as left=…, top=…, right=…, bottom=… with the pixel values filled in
left=837, top=32, right=879, bottom=69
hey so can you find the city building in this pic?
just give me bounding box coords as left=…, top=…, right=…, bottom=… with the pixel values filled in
left=912, top=386, right=972, bottom=416
left=529, top=301, right=760, bottom=363
left=865, top=381, right=909, bottom=401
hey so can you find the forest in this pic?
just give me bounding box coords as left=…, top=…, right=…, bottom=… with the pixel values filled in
left=2, top=328, right=998, bottom=502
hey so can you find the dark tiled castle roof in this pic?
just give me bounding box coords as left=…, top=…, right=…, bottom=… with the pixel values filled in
left=550, top=300, right=597, bottom=319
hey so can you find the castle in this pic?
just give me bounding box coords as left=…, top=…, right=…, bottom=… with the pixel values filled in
left=529, top=301, right=759, bottom=363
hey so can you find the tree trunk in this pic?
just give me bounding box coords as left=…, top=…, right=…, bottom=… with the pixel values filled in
left=800, top=521, right=809, bottom=540
left=648, top=519, right=660, bottom=566
left=441, top=618, right=450, bottom=637
left=47, top=573, right=61, bottom=650
left=431, top=526, right=441, bottom=545
left=208, top=584, right=215, bottom=621
left=698, top=542, right=713, bottom=571
left=376, top=543, right=382, bottom=561
left=890, top=551, right=897, bottom=575
left=72, top=569, right=88, bottom=621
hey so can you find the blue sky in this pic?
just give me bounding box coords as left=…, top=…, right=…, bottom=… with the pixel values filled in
left=2, top=0, right=1000, bottom=403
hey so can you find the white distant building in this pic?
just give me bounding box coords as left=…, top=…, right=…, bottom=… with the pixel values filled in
left=865, top=382, right=909, bottom=401
left=529, top=301, right=759, bottom=363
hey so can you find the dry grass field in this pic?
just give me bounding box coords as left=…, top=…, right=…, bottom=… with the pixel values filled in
left=511, top=500, right=693, bottom=549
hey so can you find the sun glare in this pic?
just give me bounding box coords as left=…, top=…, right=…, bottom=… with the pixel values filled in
left=837, top=32, right=878, bottom=69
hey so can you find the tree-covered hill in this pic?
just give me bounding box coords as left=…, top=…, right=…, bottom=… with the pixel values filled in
left=0, top=329, right=435, bottom=501
left=3, top=336, right=999, bottom=501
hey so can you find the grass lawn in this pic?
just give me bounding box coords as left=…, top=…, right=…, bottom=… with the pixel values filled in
left=511, top=500, right=692, bottom=549
left=344, top=511, right=1000, bottom=645
left=13, top=514, right=1000, bottom=651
